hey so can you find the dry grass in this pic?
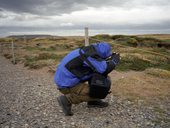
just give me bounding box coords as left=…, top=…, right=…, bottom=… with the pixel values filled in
left=110, top=71, right=170, bottom=103
left=145, top=68, right=170, bottom=78
left=1, top=37, right=84, bottom=69
left=138, top=34, right=170, bottom=40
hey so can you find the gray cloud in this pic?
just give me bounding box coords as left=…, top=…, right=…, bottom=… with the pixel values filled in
left=0, top=0, right=47, bottom=15
left=0, top=0, right=170, bottom=37
left=1, top=0, right=169, bottom=16
left=0, top=0, right=124, bottom=15
left=66, top=20, right=170, bottom=30
left=0, top=9, right=8, bottom=18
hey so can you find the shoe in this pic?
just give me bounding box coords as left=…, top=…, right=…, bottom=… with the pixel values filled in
left=57, top=95, right=73, bottom=116
left=87, top=100, right=109, bottom=108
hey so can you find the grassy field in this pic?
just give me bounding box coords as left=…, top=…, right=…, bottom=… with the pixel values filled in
left=0, top=34, right=169, bottom=70
left=0, top=37, right=84, bottom=70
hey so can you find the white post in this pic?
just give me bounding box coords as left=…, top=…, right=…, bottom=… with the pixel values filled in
left=11, top=40, right=16, bottom=64
left=85, top=27, right=89, bottom=46
left=24, top=35, right=26, bottom=44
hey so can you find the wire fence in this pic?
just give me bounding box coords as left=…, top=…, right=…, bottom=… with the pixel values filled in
left=0, top=42, right=14, bottom=64
left=0, top=41, right=24, bottom=64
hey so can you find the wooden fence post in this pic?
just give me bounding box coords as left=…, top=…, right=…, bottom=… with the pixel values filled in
left=24, top=35, right=27, bottom=44
left=11, top=40, right=16, bottom=64
left=85, top=27, right=89, bottom=46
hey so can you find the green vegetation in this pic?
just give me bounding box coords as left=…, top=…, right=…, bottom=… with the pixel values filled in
left=24, top=44, right=75, bottom=52
left=91, top=34, right=169, bottom=72
left=116, top=55, right=152, bottom=71
left=163, top=39, right=170, bottom=43
left=116, top=52, right=169, bottom=71
left=150, top=47, right=170, bottom=56
left=1, top=34, right=170, bottom=70
left=92, top=34, right=112, bottom=40
left=92, top=34, right=170, bottom=48
left=24, top=53, right=67, bottom=69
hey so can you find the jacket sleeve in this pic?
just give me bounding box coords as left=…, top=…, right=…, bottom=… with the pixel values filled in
left=86, top=57, right=115, bottom=74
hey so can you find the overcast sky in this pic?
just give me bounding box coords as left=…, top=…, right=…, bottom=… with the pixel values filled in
left=0, top=0, right=170, bottom=37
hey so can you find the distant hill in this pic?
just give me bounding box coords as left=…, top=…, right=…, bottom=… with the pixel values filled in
left=7, top=34, right=64, bottom=39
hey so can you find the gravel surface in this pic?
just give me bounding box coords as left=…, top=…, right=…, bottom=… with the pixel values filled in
left=0, top=56, right=169, bottom=128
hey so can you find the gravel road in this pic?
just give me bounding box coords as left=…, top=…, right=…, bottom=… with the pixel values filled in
left=0, top=56, right=169, bottom=128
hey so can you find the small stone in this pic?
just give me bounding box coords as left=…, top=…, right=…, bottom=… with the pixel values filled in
left=127, top=100, right=131, bottom=104
left=105, top=120, right=110, bottom=124
left=71, top=122, right=75, bottom=125
left=137, top=123, right=141, bottom=126
left=146, top=121, right=152, bottom=126
left=25, top=124, right=29, bottom=128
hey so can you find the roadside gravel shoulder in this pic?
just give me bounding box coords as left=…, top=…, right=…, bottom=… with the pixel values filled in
left=0, top=56, right=169, bottom=128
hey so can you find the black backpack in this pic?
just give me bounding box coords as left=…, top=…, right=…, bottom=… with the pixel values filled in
left=79, top=48, right=111, bottom=99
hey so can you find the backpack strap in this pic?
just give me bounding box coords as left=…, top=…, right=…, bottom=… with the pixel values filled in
left=81, top=45, right=96, bottom=56
left=79, top=48, right=97, bottom=72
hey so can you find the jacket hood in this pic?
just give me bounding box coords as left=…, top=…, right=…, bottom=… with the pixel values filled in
left=93, top=42, right=112, bottom=59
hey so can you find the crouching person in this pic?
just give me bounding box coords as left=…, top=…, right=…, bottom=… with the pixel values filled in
left=54, top=42, right=120, bottom=116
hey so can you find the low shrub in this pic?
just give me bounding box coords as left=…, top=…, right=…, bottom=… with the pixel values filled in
left=3, top=53, right=12, bottom=59
left=92, top=34, right=112, bottom=40
left=24, top=53, right=66, bottom=69
left=126, top=38, right=138, bottom=47
left=24, top=60, right=48, bottom=69
left=116, top=55, right=152, bottom=71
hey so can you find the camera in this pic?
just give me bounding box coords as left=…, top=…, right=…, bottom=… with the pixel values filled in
left=106, top=52, right=120, bottom=61
left=111, top=52, right=120, bottom=59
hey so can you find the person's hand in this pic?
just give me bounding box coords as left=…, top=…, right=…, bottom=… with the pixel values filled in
left=111, top=52, right=120, bottom=65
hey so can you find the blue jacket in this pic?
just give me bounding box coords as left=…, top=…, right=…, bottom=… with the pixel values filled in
left=54, top=42, right=113, bottom=88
